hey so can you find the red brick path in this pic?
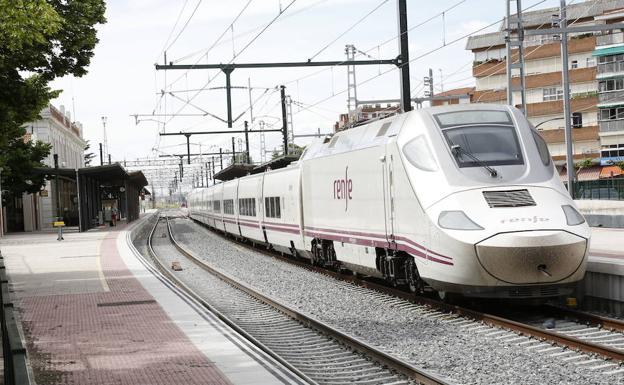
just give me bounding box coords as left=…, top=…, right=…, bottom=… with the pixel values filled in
left=17, top=229, right=233, bottom=385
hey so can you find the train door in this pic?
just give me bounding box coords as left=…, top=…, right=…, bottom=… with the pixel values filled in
left=382, top=145, right=396, bottom=249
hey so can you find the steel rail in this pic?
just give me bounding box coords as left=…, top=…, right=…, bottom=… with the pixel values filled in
left=167, top=216, right=451, bottom=385
left=187, top=217, right=624, bottom=363
left=540, top=304, right=624, bottom=334
left=146, top=216, right=316, bottom=385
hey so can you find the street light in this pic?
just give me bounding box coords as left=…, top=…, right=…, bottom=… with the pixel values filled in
left=101, top=116, right=108, bottom=162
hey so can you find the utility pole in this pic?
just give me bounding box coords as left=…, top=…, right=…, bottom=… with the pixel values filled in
left=559, top=0, right=574, bottom=197
left=99, top=143, right=103, bottom=166
left=424, top=68, right=434, bottom=99
left=280, top=85, right=288, bottom=155
left=397, top=0, right=412, bottom=112
left=248, top=77, right=254, bottom=126
left=231, top=137, right=236, bottom=164
left=259, top=120, right=267, bottom=163
left=505, top=0, right=527, bottom=113
left=108, top=154, right=111, bottom=165
left=244, top=121, right=250, bottom=164
left=219, top=148, right=223, bottom=169
left=345, top=44, right=358, bottom=121
left=286, top=96, right=295, bottom=149
left=211, top=157, right=215, bottom=179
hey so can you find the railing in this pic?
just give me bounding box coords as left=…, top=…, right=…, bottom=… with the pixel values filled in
left=599, top=119, right=624, bottom=132
left=574, top=179, right=624, bottom=200
left=598, top=89, right=624, bottom=104
left=0, top=251, right=31, bottom=385
left=597, top=32, right=624, bottom=47
left=598, top=61, right=624, bottom=75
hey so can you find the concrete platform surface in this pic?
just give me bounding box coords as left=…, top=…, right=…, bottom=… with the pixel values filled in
left=0, top=217, right=302, bottom=385
left=587, top=227, right=624, bottom=275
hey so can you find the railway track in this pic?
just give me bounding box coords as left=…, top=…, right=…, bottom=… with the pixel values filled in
left=148, top=215, right=451, bottom=385
left=184, top=215, right=624, bottom=374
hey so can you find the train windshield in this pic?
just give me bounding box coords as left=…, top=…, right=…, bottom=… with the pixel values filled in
left=434, top=110, right=524, bottom=168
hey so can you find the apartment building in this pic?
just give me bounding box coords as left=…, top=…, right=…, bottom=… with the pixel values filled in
left=463, top=1, right=624, bottom=167
left=594, top=7, right=624, bottom=165
left=334, top=103, right=400, bottom=131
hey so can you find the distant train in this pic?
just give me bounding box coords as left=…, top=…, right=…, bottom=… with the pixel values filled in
left=188, top=104, right=590, bottom=299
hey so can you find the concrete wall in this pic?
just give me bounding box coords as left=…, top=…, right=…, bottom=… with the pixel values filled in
left=575, top=199, right=624, bottom=228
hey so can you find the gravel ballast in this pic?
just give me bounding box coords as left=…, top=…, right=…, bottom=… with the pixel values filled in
left=171, top=217, right=624, bottom=385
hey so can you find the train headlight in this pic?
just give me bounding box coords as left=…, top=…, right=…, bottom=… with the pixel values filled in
left=438, top=210, right=484, bottom=230
left=561, top=205, right=585, bottom=226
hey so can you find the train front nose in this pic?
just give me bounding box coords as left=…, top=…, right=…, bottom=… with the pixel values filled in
left=475, top=230, right=587, bottom=284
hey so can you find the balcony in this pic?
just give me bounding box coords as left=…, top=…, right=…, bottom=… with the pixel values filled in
left=599, top=119, right=624, bottom=133
left=597, top=60, right=624, bottom=75
left=598, top=89, right=624, bottom=105
left=597, top=32, right=624, bottom=47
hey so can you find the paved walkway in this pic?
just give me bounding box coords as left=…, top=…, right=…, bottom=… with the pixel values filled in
left=0, top=217, right=299, bottom=385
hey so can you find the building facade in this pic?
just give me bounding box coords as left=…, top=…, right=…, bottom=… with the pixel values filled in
left=463, top=1, right=624, bottom=164
left=593, top=8, right=624, bottom=165
left=19, top=105, right=86, bottom=231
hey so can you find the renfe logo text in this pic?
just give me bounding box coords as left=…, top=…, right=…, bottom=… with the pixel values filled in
left=333, top=166, right=352, bottom=211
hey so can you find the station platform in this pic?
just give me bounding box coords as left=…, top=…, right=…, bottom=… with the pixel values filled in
left=0, top=214, right=302, bottom=385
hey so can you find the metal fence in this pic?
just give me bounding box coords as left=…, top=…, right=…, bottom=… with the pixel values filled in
left=0, top=251, right=31, bottom=385
left=573, top=179, right=624, bottom=200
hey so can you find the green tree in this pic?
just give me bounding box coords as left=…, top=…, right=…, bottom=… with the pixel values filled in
left=0, top=0, right=106, bottom=201
left=574, top=158, right=593, bottom=176
left=617, top=161, right=624, bottom=172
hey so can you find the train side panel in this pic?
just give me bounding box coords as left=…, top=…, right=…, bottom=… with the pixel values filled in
left=301, top=145, right=388, bottom=272
left=262, top=166, right=305, bottom=255
left=221, top=180, right=239, bottom=236
left=213, top=183, right=225, bottom=232
left=237, top=174, right=265, bottom=242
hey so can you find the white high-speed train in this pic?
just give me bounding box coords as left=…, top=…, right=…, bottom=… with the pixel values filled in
left=188, top=104, right=590, bottom=299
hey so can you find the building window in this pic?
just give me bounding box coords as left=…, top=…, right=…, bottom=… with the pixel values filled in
left=599, top=78, right=624, bottom=92
left=571, top=60, right=578, bottom=69
left=264, top=197, right=281, bottom=218
left=599, top=107, right=624, bottom=120
left=587, top=58, right=595, bottom=67
left=572, top=112, right=582, bottom=128
left=543, top=87, right=563, bottom=101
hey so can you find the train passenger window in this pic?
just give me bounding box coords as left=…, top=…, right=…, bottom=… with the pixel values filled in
left=264, top=197, right=281, bottom=218
left=238, top=198, right=256, bottom=216
left=532, top=130, right=551, bottom=166
left=444, top=125, right=524, bottom=167
left=214, top=200, right=221, bottom=213
left=402, top=135, right=438, bottom=171
left=223, top=199, right=234, bottom=215
left=434, top=110, right=512, bottom=128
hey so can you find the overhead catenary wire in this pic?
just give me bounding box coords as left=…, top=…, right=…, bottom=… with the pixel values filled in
left=307, top=0, right=391, bottom=62
left=292, top=0, right=551, bottom=117
left=164, top=0, right=203, bottom=53
left=163, top=0, right=298, bottom=127
left=155, top=0, right=190, bottom=62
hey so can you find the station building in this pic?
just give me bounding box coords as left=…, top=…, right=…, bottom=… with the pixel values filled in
left=7, top=105, right=86, bottom=232
left=3, top=104, right=149, bottom=234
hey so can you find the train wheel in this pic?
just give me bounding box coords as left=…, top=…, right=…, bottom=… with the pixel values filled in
left=406, top=258, right=424, bottom=294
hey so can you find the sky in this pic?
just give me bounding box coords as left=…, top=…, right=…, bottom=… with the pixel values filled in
left=49, top=0, right=568, bottom=166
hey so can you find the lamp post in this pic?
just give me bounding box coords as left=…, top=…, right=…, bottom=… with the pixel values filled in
left=101, top=116, right=108, bottom=162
